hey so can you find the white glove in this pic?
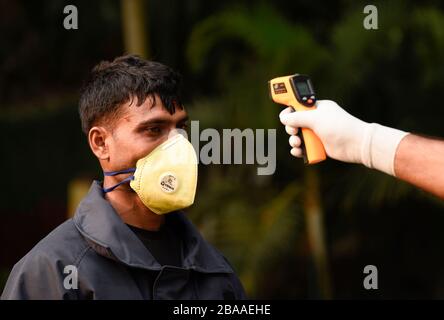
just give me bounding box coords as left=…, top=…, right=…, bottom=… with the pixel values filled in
left=279, top=100, right=409, bottom=176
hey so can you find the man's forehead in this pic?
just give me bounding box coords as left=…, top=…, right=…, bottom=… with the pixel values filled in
left=121, top=95, right=187, bottom=123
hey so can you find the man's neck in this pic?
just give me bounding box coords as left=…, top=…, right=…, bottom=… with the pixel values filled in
left=104, top=185, right=164, bottom=231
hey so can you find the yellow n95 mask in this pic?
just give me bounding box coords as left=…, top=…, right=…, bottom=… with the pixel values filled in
left=102, top=134, right=198, bottom=215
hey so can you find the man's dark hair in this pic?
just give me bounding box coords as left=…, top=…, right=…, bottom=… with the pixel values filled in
left=79, top=55, right=183, bottom=135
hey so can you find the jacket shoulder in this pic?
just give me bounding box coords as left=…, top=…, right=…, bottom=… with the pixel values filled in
left=31, top=219, right=90, bottom=264
left=1, top=219, right=90, bottom=300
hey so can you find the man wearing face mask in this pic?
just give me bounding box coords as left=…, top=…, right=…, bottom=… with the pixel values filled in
left=1, top=55, right=246, bottom=300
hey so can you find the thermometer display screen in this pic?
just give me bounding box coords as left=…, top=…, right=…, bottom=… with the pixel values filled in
left=295, top=81, right=311, bottom=96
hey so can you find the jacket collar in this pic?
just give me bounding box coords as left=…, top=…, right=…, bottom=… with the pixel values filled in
left=73, top=181, right=233, bottom=274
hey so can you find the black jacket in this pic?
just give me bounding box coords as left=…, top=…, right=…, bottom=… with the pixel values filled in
left=1, top=181, right=246, bottom=300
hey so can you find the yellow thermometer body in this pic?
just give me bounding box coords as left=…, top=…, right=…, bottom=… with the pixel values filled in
left=269, top=74, right=326, bottom=164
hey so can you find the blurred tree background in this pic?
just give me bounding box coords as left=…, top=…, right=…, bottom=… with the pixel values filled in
left=1, top=0, right=444, bottom=299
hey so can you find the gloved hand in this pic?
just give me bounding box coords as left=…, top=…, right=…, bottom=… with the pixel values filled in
left=279, top=100, right=409, bottom=176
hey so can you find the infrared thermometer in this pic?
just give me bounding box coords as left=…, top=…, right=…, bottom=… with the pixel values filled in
left=269, top=74, right=326, bottom=164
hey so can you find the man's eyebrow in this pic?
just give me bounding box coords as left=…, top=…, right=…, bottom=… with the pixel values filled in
left=135, top=115, right=189, bottom=128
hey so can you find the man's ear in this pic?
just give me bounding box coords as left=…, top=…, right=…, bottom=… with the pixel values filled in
left=88, top=126, right=110, bottom=160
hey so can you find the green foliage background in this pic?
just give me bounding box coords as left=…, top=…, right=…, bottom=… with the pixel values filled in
left=1, top=0, right=444, bottom=299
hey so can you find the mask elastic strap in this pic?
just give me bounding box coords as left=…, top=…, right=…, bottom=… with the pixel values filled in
left=103, top=168, right=136, bottom=193
left=103, top=168, right=136, bottom=176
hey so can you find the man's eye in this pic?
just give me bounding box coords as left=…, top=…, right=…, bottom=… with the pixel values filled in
left=146, top=127, right=162, bottom=134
